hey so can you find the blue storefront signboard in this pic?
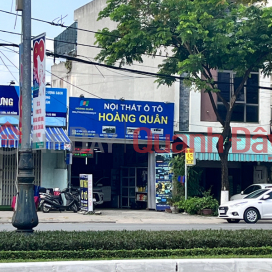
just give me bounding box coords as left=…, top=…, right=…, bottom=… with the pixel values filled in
left=0, top=85, right=19, bottom=115
left=45, top=88, right=67, bottom=118
left=0, top=85, right=67, bottom=127
left=68, top=98, right=174, bottom=140
left=0, top=86, right=20, bottom=125
left=42, top=88, right=67, bottom=127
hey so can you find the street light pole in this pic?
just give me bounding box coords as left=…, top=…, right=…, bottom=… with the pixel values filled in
left=12, top=0, right=39, bottom=232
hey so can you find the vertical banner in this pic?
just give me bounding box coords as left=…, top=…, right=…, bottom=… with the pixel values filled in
left=155, top=153, right=173, bottom=211
left=33, top=33, right=46, bottom=149
left=79, top=174, right=93, bottom=212
left=88, top=174, right=93, bottom=212
left=80, top=174, right=88, bottom=211
left=19, top=44, right=23, bottom=147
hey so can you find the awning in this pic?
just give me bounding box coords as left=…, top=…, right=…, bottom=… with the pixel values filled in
left=0, top=125, right=19, bottom=148
left=0, top=125, right=71, bottom=150
left=45, top=127, right=71, bottom=150
left=176, top=133, right=272, bottom=162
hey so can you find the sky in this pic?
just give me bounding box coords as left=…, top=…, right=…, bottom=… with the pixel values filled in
left=0, top=0, right=92, bottom=85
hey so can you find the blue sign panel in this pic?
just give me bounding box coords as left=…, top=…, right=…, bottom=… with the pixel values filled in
left=45, top=88, right=67, bottom=118
left=0, top=86, right=19, bottom=125
left=0, top=86, right=19, bottom=115
left=0, top=86, right=67, bottom=127
left=68, top=98, right=174, bottom=140
left=44, top=88, right=67, bottom=127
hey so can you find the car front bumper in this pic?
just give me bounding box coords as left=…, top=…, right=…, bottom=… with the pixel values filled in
left=218, top=206, right=244, bottom=220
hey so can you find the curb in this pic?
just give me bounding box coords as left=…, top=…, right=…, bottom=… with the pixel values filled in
left=0, top=221, right=116, bottom=224
left=0, top=259, right=272, bottom=272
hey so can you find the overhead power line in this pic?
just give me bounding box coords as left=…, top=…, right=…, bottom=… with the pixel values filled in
left=0, top=55, right=18, bottom=83
left=0, top=9, right=173, bottom=59
left=1, top=41, right=272, bottom=91
left=2, top=43, right=270, bottom=130
left=0, top=9, right=119, bottom=38
left=0, top=30, right=101, bottom=50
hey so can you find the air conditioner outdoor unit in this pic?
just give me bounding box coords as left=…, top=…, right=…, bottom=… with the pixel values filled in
left=16, top=0, right=23, bottom=11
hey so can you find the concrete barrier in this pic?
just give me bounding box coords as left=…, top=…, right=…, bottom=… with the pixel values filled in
left=0, top=259, right=272, bottom=272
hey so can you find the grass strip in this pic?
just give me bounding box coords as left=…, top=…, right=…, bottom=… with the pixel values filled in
left=0, top=247, right=272, bottom=260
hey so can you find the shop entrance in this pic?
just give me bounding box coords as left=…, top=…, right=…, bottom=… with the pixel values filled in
left=71, top=143, right=148, bottom=208
left=121, top=167, right=148, bottom=208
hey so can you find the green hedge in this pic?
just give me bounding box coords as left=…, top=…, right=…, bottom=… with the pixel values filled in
left=1, top=230, right=272, bottom=251
left=1, top=247, right=272, bottom=260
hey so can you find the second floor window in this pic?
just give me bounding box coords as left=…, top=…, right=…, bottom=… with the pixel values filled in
left=217, top=72, right=259, bottom=123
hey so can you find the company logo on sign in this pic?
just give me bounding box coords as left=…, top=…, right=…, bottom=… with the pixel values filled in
left=80, top=100, right=89, bottom=107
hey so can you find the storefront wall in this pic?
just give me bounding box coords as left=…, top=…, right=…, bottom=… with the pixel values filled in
left=68, top=97, right=174, bottom=209
left=196, top=161, right=271, bottom=200
left=0, top=149, right=41, bottom=206
left=41, top=150, right=67, bottom=190
left=70, top=142, right=155, bottom=209
left=148, top=152, right=156, bottom=210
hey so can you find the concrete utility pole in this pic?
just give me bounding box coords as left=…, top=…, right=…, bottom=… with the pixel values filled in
left=12, top=0, right=39, bottom=232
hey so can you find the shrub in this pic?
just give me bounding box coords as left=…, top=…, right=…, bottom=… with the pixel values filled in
left=183, top=197, right=202, bottom=214
left=0, top=230, right=272, bottom=252
left=182, top=189, right=219, bottom=215
left=177, top=197, right=185, bottom=210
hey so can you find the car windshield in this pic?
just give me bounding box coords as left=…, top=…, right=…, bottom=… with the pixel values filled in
left=244, top=189, right=270, bottom=199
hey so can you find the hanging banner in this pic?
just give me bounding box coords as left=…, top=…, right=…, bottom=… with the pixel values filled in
left=155, top=153, right=173, bottom=211
left=33, top=33, right=46, bottom=149
left=79, top=174, right=93, bottom=212
left=88, top=174, right=93, bottom=212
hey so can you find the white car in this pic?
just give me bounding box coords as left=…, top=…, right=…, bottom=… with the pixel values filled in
left=219, top=188, right=272, bottom=223
left=230, top=184, right=272, bottom=201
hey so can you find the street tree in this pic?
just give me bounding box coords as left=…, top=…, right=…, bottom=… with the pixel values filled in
left=95, top=0, right=272, bottom=202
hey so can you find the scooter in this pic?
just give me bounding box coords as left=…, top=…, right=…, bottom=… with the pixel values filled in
left=39, top=188, right=78, bottom=213
left=70, top=186, right=104, bottom=206
left=93, top=191, right=104, bottom=206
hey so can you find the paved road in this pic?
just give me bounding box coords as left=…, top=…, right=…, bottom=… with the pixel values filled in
left=2, top=222, right=272, bottom=231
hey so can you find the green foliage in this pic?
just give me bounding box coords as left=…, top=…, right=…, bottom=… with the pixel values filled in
left=183, top=197, right=203, bottom=214
left=169, top=155, right=203, bottom=198
left=201, top=189, right=219, bottom=211
left=182, top=189, right=219, bottom=215
left=1, top=247, right=272, bottom=260
left=166, top=195, right=182, bottom=206
left=2, top=229, right=272, bottom=252
left=95, top=0, right=272, bottom=191
left=95, top=0, right=272, bottom=87
left=64, top=60, right=72, bottom=73
left=176, top=196, right=186, bottom=210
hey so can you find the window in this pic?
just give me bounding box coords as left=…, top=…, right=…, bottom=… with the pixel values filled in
left=245, top=189, right=269, bottom=199
left=217, top=72, right=259, bottom=123
left=265, top=192, right=272, bottom=200
left=243, top=185, right=256, bottom=195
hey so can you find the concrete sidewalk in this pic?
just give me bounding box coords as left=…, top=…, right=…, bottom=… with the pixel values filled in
left=0, top=209, right=225, bottom=224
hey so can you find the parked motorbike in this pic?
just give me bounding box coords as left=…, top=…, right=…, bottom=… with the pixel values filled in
left=93, top=191, right=104, bottom=206
left=71, top=186, right=104, bottom=207
left=39, top=188, right=79, bottom=213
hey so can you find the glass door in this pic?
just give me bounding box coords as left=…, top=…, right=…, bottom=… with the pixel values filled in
left=121, top=167, right=136, bottom=208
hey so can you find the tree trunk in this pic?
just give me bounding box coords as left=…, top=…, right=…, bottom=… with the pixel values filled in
left=221, top=155, right=229, bottom=191
left=217, top=124, right=232, bottom=205
left=220, top=154, right=229, bottom=205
